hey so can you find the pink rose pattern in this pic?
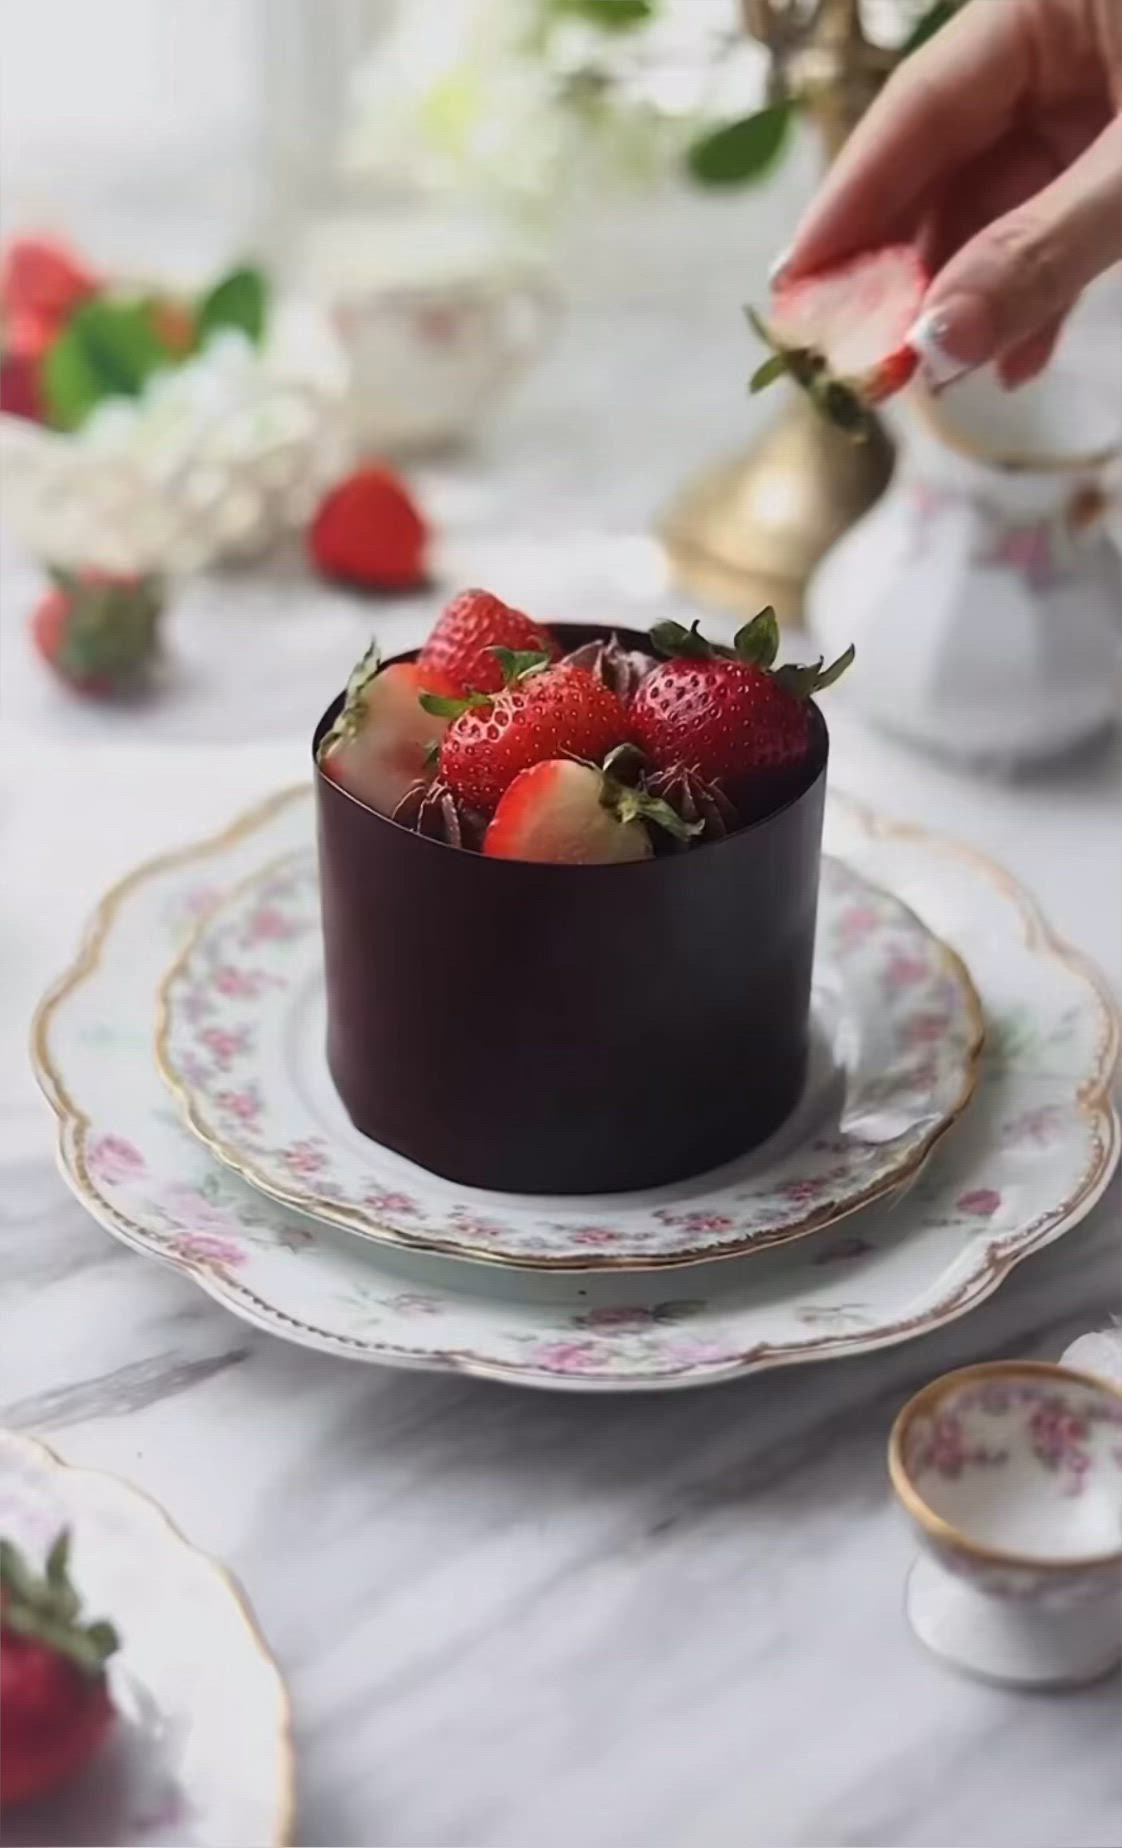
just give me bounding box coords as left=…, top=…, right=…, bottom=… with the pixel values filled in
left=909, top=1384, right=1122, bottom=1499
left=87, top=1135, right=146, bottom=1185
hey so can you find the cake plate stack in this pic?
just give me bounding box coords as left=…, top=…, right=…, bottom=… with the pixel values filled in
left=33, top=786, right=1118, bottom=1392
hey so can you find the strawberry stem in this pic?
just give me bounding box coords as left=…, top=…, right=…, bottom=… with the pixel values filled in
left=0, top=1532, right=119, bottom=1678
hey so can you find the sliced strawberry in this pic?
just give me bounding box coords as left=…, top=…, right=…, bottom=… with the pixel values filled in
left=485, top=757, right=700, bottom=865
left=1, top=1532, right=118, bottom=1809
left=748, top=245, right=928, bottom=434
left=418, top=588, right=558, bottom=695
left=318, top=643, right=458, bottom=816
left=430, top=661, right=630, bottom=812
left=309, top=465, right=429, bottom=592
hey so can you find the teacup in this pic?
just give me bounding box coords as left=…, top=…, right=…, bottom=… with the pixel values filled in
left=297, top=210, right=557, bottom=455
left=889, top=1360, right=1122, bottom=1688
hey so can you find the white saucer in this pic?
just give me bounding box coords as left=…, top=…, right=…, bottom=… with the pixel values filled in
left=30, top=788, right=1120, bottom=1392
left=156, top=845, right=982, bottom=1269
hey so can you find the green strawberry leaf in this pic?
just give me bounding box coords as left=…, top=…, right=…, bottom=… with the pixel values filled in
left=811, top=642, right=856, bottom=691
left=41, top=298, right=170, bottom=430
left=650, top=619, right=714, bottom=661
left=686, top=103, right=793, bottom=189
left=774, top=643, right=855, bottom=700
left=749, top=353, right=789, bottom=394
left=489, top=646, right=551, bottom=686
left=196, top=266, right=267, bottom=347
left=733, top=607, right=779, bottom=668
left=418, top=690, right=489, bottom=719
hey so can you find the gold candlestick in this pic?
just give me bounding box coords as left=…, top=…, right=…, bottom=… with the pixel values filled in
left=660, top=0, right=901, bottom=624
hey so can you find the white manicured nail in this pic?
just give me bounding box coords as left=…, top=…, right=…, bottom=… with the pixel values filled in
left=768, top=245, right=794, bottom=286
left=905, top=309, right=970, bottom=390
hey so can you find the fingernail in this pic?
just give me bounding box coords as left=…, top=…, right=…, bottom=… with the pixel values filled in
left=906, top=294, right=997, bottom=390
left=768, top=244, right=795, bottom=286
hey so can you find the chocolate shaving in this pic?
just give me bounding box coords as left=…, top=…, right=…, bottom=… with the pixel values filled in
left=645, top=764, right=738, bottom=852
left=392, top=780, right=487, bottom=851
left=565, top=634, right=655, bottom=703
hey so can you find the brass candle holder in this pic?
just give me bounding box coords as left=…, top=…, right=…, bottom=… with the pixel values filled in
left=660, top=0, right=902, bottom=623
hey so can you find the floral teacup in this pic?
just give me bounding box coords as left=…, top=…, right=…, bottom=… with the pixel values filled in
left=889, top=1361, right=1122, bottom=1688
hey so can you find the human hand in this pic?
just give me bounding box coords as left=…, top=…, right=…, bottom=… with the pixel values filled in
left=777, top=0, right=1122, bottom=390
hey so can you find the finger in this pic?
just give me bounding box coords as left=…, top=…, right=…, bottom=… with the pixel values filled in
left=906, top=118, right=1122, bottom=388
left=998, top=316, right=1067, bottom=390
left=779, top=4, right=1031, bottom=279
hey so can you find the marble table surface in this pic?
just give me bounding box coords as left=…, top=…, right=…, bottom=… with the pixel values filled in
left=2, top=283, right=1121, bottom=1848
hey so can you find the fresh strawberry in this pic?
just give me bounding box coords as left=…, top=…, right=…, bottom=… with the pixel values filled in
left=318, top=641, right=458, bottom=816
left=632, top=610, right=852, bottom=806
left=426, top=656, right=630, bottom=812
left=1, top=1531, right=119, bottom=1809
left=748, top=245, right=928, bottom=435
left=31, top=570, right=164, bottom=696
left=0, top=238, right=98, bottom=336
left=309, top=465, right=429, bottom=592
left=418, top=587, right=558, bottom=695
left=484, top=754, right=696, bottom=864
left=0, top=350, right=44, bottom=422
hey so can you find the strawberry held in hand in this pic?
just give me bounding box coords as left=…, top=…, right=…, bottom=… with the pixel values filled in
left=749, top=245, right=927, bottom=435
left=424, top=653, right=630, bottom=812
left=418, top=587, right=558, bottom=695
left=632, top=609, right=853, bottom=806
left=31, top=569, right=164, bottom=697
left=309, top=464, right=429, bottom=592
left=1, top=1532, right=119, bottom=1809
left=318, top=641, right=458, bottom=816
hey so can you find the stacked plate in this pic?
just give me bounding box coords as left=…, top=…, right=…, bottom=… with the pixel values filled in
left=33, top=785, right=1119, bottom=1392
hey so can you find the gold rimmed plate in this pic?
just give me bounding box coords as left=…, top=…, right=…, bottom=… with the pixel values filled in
left=29, top=787, right=1117, bottom=1392
left=154, top=818, right=983, bottom=1272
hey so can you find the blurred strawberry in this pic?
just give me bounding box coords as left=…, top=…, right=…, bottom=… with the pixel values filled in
left=1, top=1532, right=119, bottom=1809
left=0, top=237, right=97, bottom=337
left=31, top=570, right=164, bottom=697
left=309, top=465, right=429, bottom=592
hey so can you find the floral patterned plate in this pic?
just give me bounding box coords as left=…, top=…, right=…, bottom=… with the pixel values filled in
left=30, top=788, right=1119, bottom=1392
left=155, top=841, right=983, bottom=1270
left=0, top=1430, right=293, bottom=1846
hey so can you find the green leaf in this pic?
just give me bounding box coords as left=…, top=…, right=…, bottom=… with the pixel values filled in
left=745, top=305, right=778, bottom=350
left=0, top=1538, right=38, bottom=1603
left=733, top=608, right=780, bottom=669
left=749, top=353, right=789, bottom=394
left=45, top=1530, right=71, bottom=1587
left=42, top=298, right=169, bottom=431
left=489, top=646, right=551, bottom=686
left=650, top=620, right=713, bottom=661
left=549, top=0, right=654, bottom=27
left=418, top=690, right=487, bottom=719
left=901, top=0, right=958, bottom=57
left=812, top=642, right=856, bottom=692
left=196, top=266, right=267, bottom=347
left=686, top=103, right=793, bottom=188
left=774, top=643, right=855, bottom=701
